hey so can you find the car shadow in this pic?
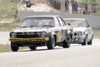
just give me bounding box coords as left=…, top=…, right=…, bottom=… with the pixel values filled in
left=14, top=44, right=85, bottom=52
left=18, top=47, right=65, bottom=52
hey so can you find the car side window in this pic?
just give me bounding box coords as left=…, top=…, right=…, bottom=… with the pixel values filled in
left=57, top=18, right=65, bottom=26
left=57, top=18, right=61, bottom=26
left=60, top=18, right=66, bottom=26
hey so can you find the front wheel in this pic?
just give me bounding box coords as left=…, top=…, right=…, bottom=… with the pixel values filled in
left=47, top=36, right=55, bottom=49
left=82, top=36, right=88, bottom=46
left=11, top=43, right=19, bottom=52
left=29, top=46, right=37, bottom=50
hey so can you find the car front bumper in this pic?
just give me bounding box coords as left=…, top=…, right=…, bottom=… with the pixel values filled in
left=71, top=36, right=85, bottom=44
left=9, top=37, right=49, bottom=42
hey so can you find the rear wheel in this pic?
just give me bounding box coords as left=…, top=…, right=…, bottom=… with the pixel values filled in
left=11, top=43, right=19, bottom=52
left=82, top=36, right=88, bottom=46
left=47, top=35, right=55, bottom=49
left=62, top=40, right=70, bottom=48
left=29, top=46, right=37, bottom=50
left=88, top=39, right=92, bottom=45
left=62, top=35, right=71, bottom=48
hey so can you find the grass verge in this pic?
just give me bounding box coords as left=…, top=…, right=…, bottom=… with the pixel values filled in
left=0, top=0, right=20, bottom=20
left=0, top=45, right=11, bottom=52
left=93, top=29, right=100, bottom=38
left=0, top=22, right=20, bottom=32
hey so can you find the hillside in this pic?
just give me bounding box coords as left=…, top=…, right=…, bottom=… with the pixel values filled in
left=20, top=0, right=58, bottom=12
left=0, top=0, right=20, bottom=23
left=20, top=0, right=59, bottom=12
left=0, top=0, right=100, bottom=24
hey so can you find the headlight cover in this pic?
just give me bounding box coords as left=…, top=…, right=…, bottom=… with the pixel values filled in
left=10, top=32, right=16, bottom=38
left=41, top=32, right=48, bottom=37
left=74, top=31, right=82, bottom=36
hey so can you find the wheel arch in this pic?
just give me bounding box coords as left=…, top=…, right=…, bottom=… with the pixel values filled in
left=54, top=35, right=57, bottom=44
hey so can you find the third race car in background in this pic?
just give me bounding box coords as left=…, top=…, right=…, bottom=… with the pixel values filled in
left=64, top=18, right=94, bottom=45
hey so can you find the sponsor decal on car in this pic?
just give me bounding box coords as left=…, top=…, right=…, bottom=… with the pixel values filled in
left=9, top=37, right=49, bottom=42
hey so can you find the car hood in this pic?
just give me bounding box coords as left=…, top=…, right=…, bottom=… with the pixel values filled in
left=12, top=27, right=49, bottom=32
left=73, top=27, right=87, bottom=32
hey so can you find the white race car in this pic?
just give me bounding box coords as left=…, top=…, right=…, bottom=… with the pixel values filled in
left=9, top=15, right=72, bottom=51
left=64, top=18, right=94, bottom=45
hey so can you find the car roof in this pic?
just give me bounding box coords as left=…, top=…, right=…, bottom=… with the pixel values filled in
left=25, top=15, right=60, bottom=19
left=64, top=18, right=86, bottom=21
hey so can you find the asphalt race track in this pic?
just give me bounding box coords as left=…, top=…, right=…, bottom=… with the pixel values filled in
left=0, top=32, right=9, bottom=45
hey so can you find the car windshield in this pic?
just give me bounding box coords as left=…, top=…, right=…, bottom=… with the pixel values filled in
left=65, top=20, right=86, bottom=27
left=19, top=17, right=55, bottom=28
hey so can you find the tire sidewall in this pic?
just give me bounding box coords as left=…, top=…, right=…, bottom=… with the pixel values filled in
left=63, top=40, right=70, bottom=48
left=88, top=39, right=92, bottom=45
left=82, top=36, right=88, bottom=45
left=47, top=35, right=55, bottom=49
left=11, top=43, right=19, bottom=52
left=29, top=46, right=37, bottom=50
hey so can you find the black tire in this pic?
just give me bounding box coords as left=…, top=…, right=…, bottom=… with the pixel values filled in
left=82, top=37, right=88, bottom=46
left=62, top=40, right=70, bottom=48
left=11, top=43, right=19, bottom=52
left=88, top=39, right=92, bottom=45
left=29, top=46, right=37, bottom=50
left=47, top=35, right=55, bottom=49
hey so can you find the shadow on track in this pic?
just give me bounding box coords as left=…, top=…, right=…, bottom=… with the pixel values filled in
left=17, top=47, right=66, bottom=52
left=14, top=44, right=87, bottom=52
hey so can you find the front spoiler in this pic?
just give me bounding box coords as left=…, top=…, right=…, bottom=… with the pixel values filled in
left=9, top=37, right=49, bottom=42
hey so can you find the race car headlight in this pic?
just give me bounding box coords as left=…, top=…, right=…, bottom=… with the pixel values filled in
left=41, top=32, right=48, bottom=37
left=10, top=32, right=16, bottom=38
left=74, top=31, right=82, bottom=36
left=83, top=30, right=88, bottom=36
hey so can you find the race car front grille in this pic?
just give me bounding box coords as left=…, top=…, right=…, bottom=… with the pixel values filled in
left=16, top=32, right=40, bottom=38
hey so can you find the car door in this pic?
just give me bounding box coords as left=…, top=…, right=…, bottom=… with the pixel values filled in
left=57, top=17, right=67, bottom=42
left=54, top=17, right=63, bottom=43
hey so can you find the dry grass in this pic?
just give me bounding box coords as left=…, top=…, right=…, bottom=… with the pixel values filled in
left=0, top=45, right=11, bottom=52
left=0, top=22, right=20, bottom=31
left=93, top=29, right=100, bottom=38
